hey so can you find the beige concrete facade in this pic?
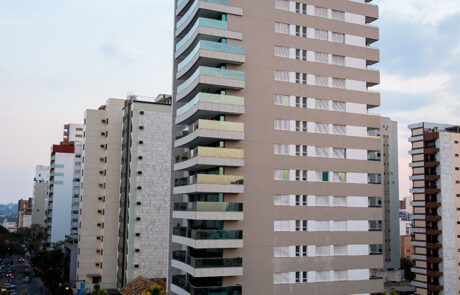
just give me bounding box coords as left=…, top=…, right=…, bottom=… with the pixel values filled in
left=171, top=0, right=383, bottom=294
left=77, top=98, right=125, bottom=289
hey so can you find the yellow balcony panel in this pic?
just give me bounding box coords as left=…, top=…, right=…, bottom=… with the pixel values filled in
left=196, top=174, right=243, bottom=185
left=198, top=119, right=244, bottom=132
left=197, top=147, right=244, bottom=158
left=174, top=147, right=245, bottom=171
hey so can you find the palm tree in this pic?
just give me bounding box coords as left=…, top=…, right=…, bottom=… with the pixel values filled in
left=142, top=284, right=166, bottom=295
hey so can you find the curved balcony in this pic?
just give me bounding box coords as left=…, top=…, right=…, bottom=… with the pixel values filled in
left=172, top=251, right=243, bottom=277
left=176, top=0, right=242, bottom=37
left=173, top=201, right=243, bottom=220
left=176, top=66, right=245, bottom=102
left=175, top=18, right=243, bottom=58
left=175, top=119, right=244, bottom=148
left=172, top=226, right=243, bottom=249
left=177, top=40, right=245, bottom=79
left=174, top=174, right=244, bottom=194
left=171, top=275, right=242, bottom=295
left=175, top=146, right=244, bottom=171
left=176, top=92, right=244, bottom=125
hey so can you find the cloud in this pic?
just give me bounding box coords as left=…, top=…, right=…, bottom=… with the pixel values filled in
left=379, top=72, right=450, bottom=94
left=377, top=0, right=460, bottom=26
left=100, top=43, right=116, bottom=58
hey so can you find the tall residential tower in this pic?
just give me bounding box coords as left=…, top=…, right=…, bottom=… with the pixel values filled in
left=170, top=0, right=382, bottom=294
left=409, top=122, right=460, bottom=295
left=117, top=95, right=172, bottom=287
left=379, top=117, right=400, bottom=270
left=77, top=99, right=125, bottom=289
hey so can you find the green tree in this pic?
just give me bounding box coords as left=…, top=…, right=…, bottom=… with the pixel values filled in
left=142, top=285, right=166, bottom=295
left=401, top=257, right=415, bottom=281
left=91, top=284, right=108, bottom=295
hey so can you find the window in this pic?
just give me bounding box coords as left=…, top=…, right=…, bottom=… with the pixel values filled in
left=315, top=52, right=329, bottom=64
left=274, top=195, right=290, bottom=206
left=333, top=148, right=346, bottom=159
left=332, top=101, right=346, bottom=112
left=333, top=221, right=347, bottom=231
left=295, top=26, right=307, bottom=37
left=315, top=7, right=328, bottom=18
left=331, top=32, right=345, bottom=43
left=274, top=119, right=290, bottom=131
left=316, top=222, right=330, bottom=232
left=273, top=273, right=289, bottom=284
left=275, top=169, right=290, bottom=180
left=332, top=55, right=345, bottom=66
left=333, top=196, right=347, bottom=207
left=275, top=70, right=290, bottom=82
left=274, top=46, right=289, bottom=58
left=315, top=75, right=329, bottom=87
left=274, top=220, right=291, bottom=232
left=296, top=49, right=307, bottom=61
left=331, top=10, right=345, bottom=21
left=274, top=246, right=289, bottom=257
left=296, top=73, right=307, bottom=84
left=274, top=143, right=290, bottom=155
left=316, top=196, right=330, bottom=206
left=315, top=123, right=329, bottom=134
left=334, top=270, right=348, bottom=281
left=322, top=171, right=329, bottom=182
left=332, top=78, right=346, bottom=88
left=275, top=0, right=290, bottom=10
left=296, top=195, right=307, bottom=206
left=296, top=96, right=307, bottom=108
left=296, top=271, right=308, bottom=283
left=275, top=22, right=290, bottom=34
left=138, top=156, right=143, bottom=160
left=315, top=29, right=328, bottom=41
left=316, top=245, right=330, bottom=256
left=333, top=124, right=346, bottom=135
left=274, top=94, right=290, bottom=106
left=317, top=271, right=330, bottom=282
left=315, top=99, right=329, bottom=110
left=333, top=245, right=347, bottom=256
left=296, top=2, right=307, bottom=14
left=296, top=220, right=308, bottom=231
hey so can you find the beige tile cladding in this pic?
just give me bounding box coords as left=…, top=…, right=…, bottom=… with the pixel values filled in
left=171, top=0, right=382, bottom=294
left=226, top=0, right=380, bottom=293
left=77, top=98, right=125, bottom=289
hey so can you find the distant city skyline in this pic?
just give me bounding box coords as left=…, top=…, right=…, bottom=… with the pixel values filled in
left=2, top=0, right=460, bottom=203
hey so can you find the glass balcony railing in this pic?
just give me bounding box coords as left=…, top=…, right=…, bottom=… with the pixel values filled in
left=172, top=275, right=242, bottom=295
left=177, top=92, right=244, bottom=117
left=368, top=174, right=381, bottom=184
left=178, top=40, right=245, bottom=71
left=173, top=226, right=242, bottom=240
left=177, top=146, right=244, bottom=163
left=368, top=197, right=381, bottom=208
left=367, top=128, right=380, bottom=138
left=174, top=202, right=243, bottom=212
left=175, top=174, right=244, bottom=187
left=177, top=66, right=244, bottom=95
left=176, top=119, right=244, bottom=140
left=367, top=151, right=381, bottom=161
left=173, top=251, right=243, bottom=268
left=176, top=18, right=228, bottom=52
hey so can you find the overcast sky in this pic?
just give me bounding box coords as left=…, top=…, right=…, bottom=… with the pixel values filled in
left=1, top=0, right=460, bottom=203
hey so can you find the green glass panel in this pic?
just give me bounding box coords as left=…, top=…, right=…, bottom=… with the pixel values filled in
left=282, top=169, right=289, bottom=180
left=322, top=171, right=329, bottom=182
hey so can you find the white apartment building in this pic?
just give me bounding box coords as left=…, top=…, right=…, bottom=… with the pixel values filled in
left=77, top=98, right=125, bottom=289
